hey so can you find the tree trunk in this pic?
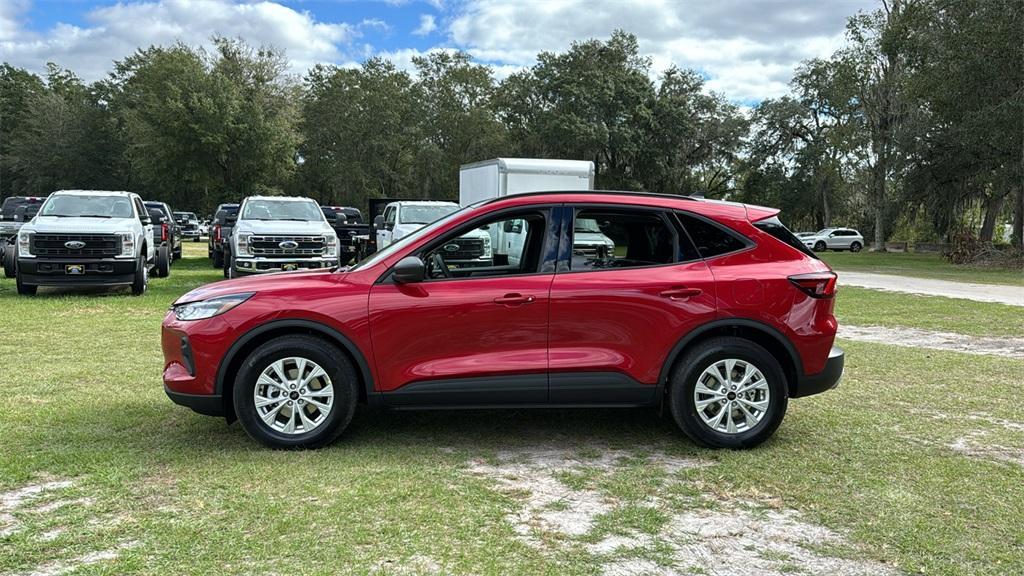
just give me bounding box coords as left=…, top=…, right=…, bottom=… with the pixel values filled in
left=872, top=152, right=887, bottom=251
left=1012, top=185, right=1023, bottom=249
left=979, top=193, right=1005, bottom=243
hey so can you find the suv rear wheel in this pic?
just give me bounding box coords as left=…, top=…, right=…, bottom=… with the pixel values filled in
left=233, top=335, right=358, bottom=449
left=668, top=337, right=788, bottom=449
left=850, top=241, right=863, bottom=252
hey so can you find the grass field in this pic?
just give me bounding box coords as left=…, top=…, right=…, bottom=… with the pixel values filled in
left=1, top=243, right=1022, bottom=575
left=821, top=250, right=1024, bottom=286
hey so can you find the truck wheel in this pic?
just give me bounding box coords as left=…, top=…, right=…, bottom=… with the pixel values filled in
left=233, top=335, right=359, bottom=449
left=15, top=269, right=36, bottom=296
left=155, top=245, right=171, bottom=278
left=212, top=250, right=223, bottom=269
left=3, top=243, right=16, bottom=279
left=194, top=237, right=200, bottom=243
left=131, top=255, right=148, bottom=296
left=668, top=337, right=788, bottom=449
left=173, top=246, right=182, bottom=260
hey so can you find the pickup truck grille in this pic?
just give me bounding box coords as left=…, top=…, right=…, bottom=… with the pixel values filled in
left=31, top=234, right=120, bottom=257
left=440, top=237, right=485, bottom=260
left=250, top=235, right=325, bottom=256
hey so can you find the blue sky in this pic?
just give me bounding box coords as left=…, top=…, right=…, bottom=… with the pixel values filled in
left=1, top=0, right=877, bottom=104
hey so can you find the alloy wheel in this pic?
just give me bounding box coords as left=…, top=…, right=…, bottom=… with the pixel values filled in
left=693, top=359, right=770, bottom=434
left=253, top=356, right=335, bottom=435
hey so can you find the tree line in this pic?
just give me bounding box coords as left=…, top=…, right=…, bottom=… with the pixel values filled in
left=1, top=0, right=1020, bottom=250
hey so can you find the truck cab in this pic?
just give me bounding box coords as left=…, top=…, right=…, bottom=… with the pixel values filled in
left=376, top=201, right=491, bottom=266
left=15, top=190, right=157, bottom=296
left=225, top=196, right=340, bottom=277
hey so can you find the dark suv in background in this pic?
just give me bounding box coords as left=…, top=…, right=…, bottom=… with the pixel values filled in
left=144, top=201, right=182, bottom=261
left=208, top=203, right=239, bottom=268
left=1, top=196, right=46, bottom=278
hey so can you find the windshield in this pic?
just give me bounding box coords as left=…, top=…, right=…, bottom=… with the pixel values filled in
left=175, top=212, right=196, bottom=220
left=348, top=205, right=472, bottom=272
left=241, top=199, right=323, bottom=222
left=400, top=204, right=458, bottom=225
left=574, top=218, right=601, bottom=233
left=41, top=195, right=134, bottom=218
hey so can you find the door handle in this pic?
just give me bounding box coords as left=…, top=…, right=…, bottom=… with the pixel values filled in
left=494, top=293, right=535, bottom=306
left=660, top=287, right=702, bottom=300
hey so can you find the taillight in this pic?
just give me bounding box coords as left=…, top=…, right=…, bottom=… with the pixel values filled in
left=789, top=272, right=837, bottom=298
left=214, top=225, right=221, bottom=242
left=161, top=223, right=169, bottom=242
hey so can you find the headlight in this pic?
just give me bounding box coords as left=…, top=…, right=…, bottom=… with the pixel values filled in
left=172, top=293, right=254, bottom=321
left=481, top=234, right=492, bottom=257
left=17, top=231, right=33, bottom=257
left=324, top=234, right=338, bottom=257
left=118, top=232, right=136, bottom=258
left=235, top=233, right=252, bottom=257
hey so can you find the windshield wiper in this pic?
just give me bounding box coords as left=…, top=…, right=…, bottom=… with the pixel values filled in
left=79, top=214, right=114, bottom=218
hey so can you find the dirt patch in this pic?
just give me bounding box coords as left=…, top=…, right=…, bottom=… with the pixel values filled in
left=838, top=272, right=1024, bottom=306
left=371, top=554, right=442, bottom=575
left=0, top=479, right=77, bottom=538
left=466, top=447, right=896, bottom=575
left=6, top=540, right=138, bottom=576
left=949, top=433, right=1024, bottom=467
left=838, top=325, right=1024, bottom=358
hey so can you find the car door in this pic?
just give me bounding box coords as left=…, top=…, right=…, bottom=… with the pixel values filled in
left=133, top=197, right=154, bottom=261
left=377, top=205, right=395, bottom=248
left=368, top=207, right=558, bottom=406
left=547, top=205, right=717, bottom=404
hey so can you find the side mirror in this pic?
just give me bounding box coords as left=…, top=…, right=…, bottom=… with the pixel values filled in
left=393, top=256, right=425, bottom=284
left=374, top=215, right=384, bottom=228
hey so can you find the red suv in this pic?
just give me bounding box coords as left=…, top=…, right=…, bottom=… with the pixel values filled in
left=162, top=192, right=843, bottom=449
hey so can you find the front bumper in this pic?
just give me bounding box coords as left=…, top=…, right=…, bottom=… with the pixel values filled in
left=17, top=257, right=136, bottom=286
left=180, top=229, right=201, bottom=238
left=791, top=346, right=844, bottom=398
left=233, top=256, right=338, bottom=274
left=165, top=385, right=225, bottom=416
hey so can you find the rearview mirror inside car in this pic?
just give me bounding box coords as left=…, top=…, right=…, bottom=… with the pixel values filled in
left=393, top=256, right=425, bottom=283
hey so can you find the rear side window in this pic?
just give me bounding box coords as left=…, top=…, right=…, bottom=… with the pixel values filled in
left=569, top=208, right=678, bottom=271
left=753, top=216, right=818, bottom=259
left=676, top=212, right=748, bottom=259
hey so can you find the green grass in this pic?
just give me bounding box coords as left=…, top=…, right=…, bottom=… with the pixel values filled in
left=1, top=244, right=1022, bottom=574
left=836, top=286, right=1024, bottom=337
left=821, top=250, right=1024, bottom=286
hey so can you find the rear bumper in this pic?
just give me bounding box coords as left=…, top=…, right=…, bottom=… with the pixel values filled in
left=17, top=257, right=136, bottom=286
left=792, top=346, right=844, bottom=398
left=165, top=385, right=224, bottom=417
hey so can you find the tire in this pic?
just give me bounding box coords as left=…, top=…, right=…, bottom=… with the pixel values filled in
left=173, top=244, right=182, bottom=260
left=668, top=336, right=788, bottom=449
left=212, top=249, right=223, bottom=269
left=233, top=335, right=359, bottom=449
left=15, top=269, right=36, bottom=296
left=3, top=243, right=16, bottom=279
left=155, top=245, right=171, bottom=278
left=224, top=250, right=235, bottom=278
left=813, top=241, right=826, bottom=252
left=850, top=241, right=862, bottom=252
left=130, top=254, right=148, bottom=296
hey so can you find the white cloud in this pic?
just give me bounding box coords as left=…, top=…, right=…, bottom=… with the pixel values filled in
left=0, top=0, right=359, bottom=81
left=413, top=14, right=437, bottom=36
left=447, top=0, right=876, bottom=102
left=0, top=0, right=31, bottom=41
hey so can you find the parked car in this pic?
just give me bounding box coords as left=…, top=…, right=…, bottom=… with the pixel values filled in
left=144, top=201, right=182, bottom=261
left=321, top=205, right=367, bottom=266
left=1, top=196, right=46, bottom=278
left=162, top=190, right=843, bottom=449
left=375, top=201, right=492, bottom=267
left=174, top=211, right=202, bottom=242
left=208, top=203, right=239, bottom=268
left=223, top=196, right=339, bottom=278
left=15, top=190, right=165, bottom=296
left=800, top=228, right=864, bottom=252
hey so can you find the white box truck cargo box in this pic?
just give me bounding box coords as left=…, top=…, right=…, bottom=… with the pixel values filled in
left=459, top=158, right=595, bottom=207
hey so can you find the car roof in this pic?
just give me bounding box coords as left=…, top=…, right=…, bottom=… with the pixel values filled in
left=244, top=195, right=316, bottom=203
left=51, top=190, right=136, bottom=197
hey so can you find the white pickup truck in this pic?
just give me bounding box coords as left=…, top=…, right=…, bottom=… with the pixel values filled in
left=375, top=201, right=492, bottom=266
left=225, top=196, right=340, bottom=277
left=15, top=190, right=163, bottom=296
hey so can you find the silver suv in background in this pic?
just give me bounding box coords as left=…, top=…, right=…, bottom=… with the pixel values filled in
left=801, top=228, right=864, bottom=252
left=225, top=196, right=339, bottom=277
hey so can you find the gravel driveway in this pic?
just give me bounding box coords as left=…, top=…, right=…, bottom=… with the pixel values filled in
left=838, top=271, right=1023, bottom=306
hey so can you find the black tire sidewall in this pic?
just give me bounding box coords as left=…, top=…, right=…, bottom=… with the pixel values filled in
left=850, top=242, right=862, bottom=252
left=669, top=337, right=788, bottom=449
left=131, top=254, right=147, bottom=295
left=233, top=336, right=358, bottom=449
left=814, top=241, right=826, bottom=252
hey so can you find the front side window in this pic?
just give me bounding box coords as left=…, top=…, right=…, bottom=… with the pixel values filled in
left=569, top=208, right=677, bottom=271
left=41, top=195, right=135, bottom=219
left=241, top=199, right=323, bottom=222
left=400, top=204, right=459, bottom=225
left=383, top=207, right=395, bottom=227
left=421, top=210, right=547, bottom=280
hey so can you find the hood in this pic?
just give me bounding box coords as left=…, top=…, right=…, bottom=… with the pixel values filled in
left=574, top=231, right=613, bottom=245
left=26, top=216, right=138, bottom=234
left=235, top=220, right=334, bottom=236
left=174, top=268, right=344, bottom=305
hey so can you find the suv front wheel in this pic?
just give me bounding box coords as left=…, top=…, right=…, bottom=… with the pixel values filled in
left=233, top=335, right=359, bottom=449
left=669, top=337, right=788, bottom=449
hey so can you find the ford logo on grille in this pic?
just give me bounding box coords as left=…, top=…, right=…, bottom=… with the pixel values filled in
left=443, top=243, right=460, bottom=252
left=278, top=240, right=299, bottom=250
left=64, top=240, right=86, bottom=249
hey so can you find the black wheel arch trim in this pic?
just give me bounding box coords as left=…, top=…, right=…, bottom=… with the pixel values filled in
left=214, top=319, right=376, bottom=403
left=657, top=318, right=805, bottom=396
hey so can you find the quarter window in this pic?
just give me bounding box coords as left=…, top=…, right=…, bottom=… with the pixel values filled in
left=676, top=212, right=748, bottom=259
left=569, top=209, right=677, bottom=271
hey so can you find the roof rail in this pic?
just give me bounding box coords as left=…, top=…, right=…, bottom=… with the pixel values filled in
left=476, top=189, right=701, bottom=206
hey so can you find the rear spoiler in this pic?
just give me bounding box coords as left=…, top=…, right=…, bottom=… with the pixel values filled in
left=744, top=203, right=780, bottom=222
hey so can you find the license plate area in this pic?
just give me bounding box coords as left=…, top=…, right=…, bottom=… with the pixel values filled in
left=66, top=264, right=85, bottom=275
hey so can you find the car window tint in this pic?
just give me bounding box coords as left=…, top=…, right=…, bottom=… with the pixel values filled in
left=677, top=212, right=748, bottom=258
left=752, top=216, right=818, bottom=259
left=569, top=209, right=676, bottom=271
left=422, top=211, right=547, bottom=280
